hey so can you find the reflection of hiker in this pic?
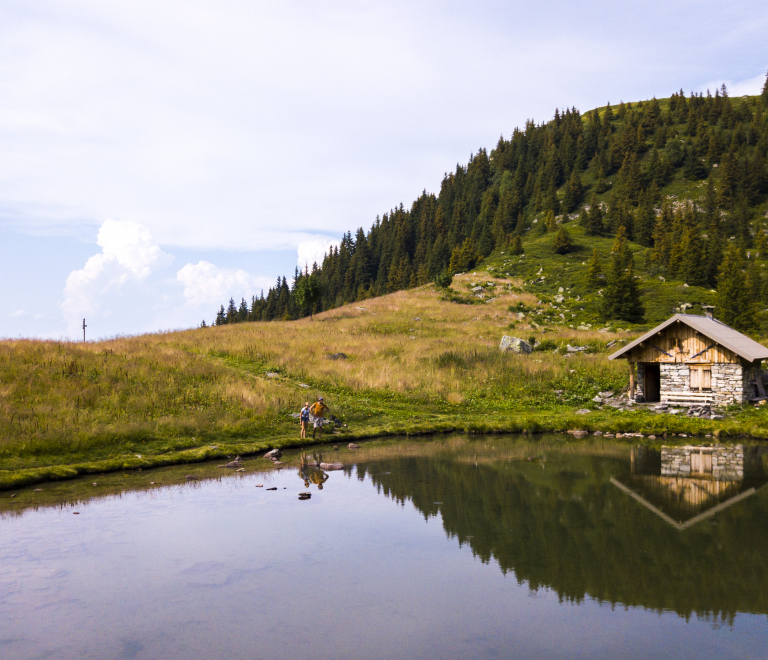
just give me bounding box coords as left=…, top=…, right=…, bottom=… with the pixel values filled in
left=309, top=397, right=330, bottom=439
left=299, top=453, right=311, bottom=487
left=298, top=452, right=329, bottom=489
left=299, top=403, right=310, bottom=439
left=310, top=470, right=329, bottom=490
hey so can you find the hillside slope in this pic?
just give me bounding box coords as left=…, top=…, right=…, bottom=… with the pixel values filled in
left=216, top=85, right=768, bottom=332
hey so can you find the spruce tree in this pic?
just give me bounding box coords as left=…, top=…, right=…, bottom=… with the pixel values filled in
left=584, top=196, right=604, bottom=236
left=601, top=226, right=644, bottom=322
left=595, top=165, right=609, bottom=193
left=681, top=225, right=705, bottom=285
left=586, top=249, right=603, bottom=288
left=717, top=244, right=757, bottom=332
left=756, top=230, right=768, bottom=257
left=226, top=298, right=237, bottom=323
left=562, top=171, right=583, bottom=213
left=509, top=235, right=523, bottom=255
left=634, top=192, right=655, bottom=247
left=553, top=227, right=572, bottom=255
left=683, top=147, right=707, bottom=180
left=295, top=275, right=323, bottom=319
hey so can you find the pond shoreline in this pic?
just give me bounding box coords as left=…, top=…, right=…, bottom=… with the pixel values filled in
left=2, top=413, right=765, bottom=491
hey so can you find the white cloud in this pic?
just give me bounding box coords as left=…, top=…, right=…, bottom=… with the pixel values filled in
left=177, top=261, right=271, bottom=307
left=10, top=309, right=26, bottom=318
left=297, top=239, right=339, bottom=271
left=95, top=218, right=174, bottom=277
left=61, top=219, right=173, bottom=335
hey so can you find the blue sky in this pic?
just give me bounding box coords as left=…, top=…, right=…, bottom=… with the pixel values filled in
left=1, top=0, right=767, bottom=339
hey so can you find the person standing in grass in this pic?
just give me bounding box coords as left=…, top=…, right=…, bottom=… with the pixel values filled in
left=300, top=402, right=310, bottom=439
left=309, top=396, right=330, bottom=439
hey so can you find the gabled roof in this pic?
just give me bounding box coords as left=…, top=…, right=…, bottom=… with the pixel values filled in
left=608, top=314, right=768, bottom=363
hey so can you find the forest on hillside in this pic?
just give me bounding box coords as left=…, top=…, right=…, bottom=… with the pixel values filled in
left=211, top=75, right=768, bottom=330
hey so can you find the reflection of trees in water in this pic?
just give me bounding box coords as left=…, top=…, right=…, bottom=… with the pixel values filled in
left=358, top=454, right=768, bottom=622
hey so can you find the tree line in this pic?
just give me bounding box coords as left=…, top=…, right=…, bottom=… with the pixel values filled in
left=209, top=75, right=768, bottom=330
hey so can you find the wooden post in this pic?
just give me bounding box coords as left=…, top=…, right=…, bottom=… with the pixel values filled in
left=629, top=361, right=635, bottom=400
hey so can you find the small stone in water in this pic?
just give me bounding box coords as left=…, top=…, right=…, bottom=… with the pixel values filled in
left=266, top=487, right=277, bottom=491
left=33, top=489, right=42, bottom=492
left=92, top=483, right=97, bottom=486
left=73, top=512, right=79, bottom=515
left=348, top=443, right=359, bottom=449
left=10, top=494, right=16, bottom=498
left=150, top=482, right=155, bottom=485
left=255, top=484, right=263, bottom=487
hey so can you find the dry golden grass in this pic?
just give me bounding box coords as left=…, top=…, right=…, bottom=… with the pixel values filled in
left=0, top=281, right=629, bottom=461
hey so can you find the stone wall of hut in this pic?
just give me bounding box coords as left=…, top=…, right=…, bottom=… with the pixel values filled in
left=652, top=361, right=759, bottom=406
left=661, top=445, right=744, bottom=481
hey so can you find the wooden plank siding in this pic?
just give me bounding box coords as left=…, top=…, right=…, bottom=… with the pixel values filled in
left=624, top=320, right=740, bottom=365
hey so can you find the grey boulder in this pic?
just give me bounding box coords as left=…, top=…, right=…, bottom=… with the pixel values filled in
left=499, top=336, right=532, bottom=354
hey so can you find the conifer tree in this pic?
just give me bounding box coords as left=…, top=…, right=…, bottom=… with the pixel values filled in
left=756, top=229, right=768, bottom=257
left=680, top=225, right=705, bottom=285
left=509, top=235, right=523, bottom=255
left=562, top=171, right=584, bottom=213
left=595, top=165, right=609, bottom=194
left=634, top=192, right=656, bottom=247
left=226, top=298, right=237, bottom=323
left=704, top=221, right=723, bottom=288
left=652, top=199, right=674, bottom=267
left=762, top=71, right=768, bottom=102
left=584, top=196, right=604, bottom=236
left=601, top=226, right=644, bottom=322
left=553, top=227, right=572, bottom=255
left=295, top=275, right=323, bottom=319
left=586, top=249, right=603, bottom=288
left=746, top=258, right=764, bottom=306
left=514, top=213, right=526, bottom=236
left=717, top=244, right=757, bottom=332
left=683, top=147, right=707, bottom=180
left=478, top=223, right=494, bottom=257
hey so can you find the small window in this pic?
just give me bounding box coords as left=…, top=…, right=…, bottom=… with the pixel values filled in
left=690, top=367, right=711, bottom=391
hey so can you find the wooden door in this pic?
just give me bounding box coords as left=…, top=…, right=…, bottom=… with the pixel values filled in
left=691, top=450, right=713, bottom=474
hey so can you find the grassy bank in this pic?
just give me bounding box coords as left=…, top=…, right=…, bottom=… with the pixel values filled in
left=3, top=278, right=768, bottom=490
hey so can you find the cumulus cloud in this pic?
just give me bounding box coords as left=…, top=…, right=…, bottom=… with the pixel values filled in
left=10, top=310, right=26, bottom=318
left=297, top=239, right=339, bottom=271
left=61, top=219, right=173, bottom=335
left=177, top=261, right=271, bottom=307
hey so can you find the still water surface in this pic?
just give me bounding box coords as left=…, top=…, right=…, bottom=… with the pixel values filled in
left=2, top=435, right=768, bottom=659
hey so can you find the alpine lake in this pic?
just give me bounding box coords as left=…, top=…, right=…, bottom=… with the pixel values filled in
left=2, top=434, right=768, bottom=660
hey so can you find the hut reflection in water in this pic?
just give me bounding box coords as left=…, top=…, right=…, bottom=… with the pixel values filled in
left=614, top=444, right=768, bottom=528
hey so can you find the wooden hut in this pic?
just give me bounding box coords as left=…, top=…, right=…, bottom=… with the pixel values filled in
left=608, top=311, right=768, bottom=406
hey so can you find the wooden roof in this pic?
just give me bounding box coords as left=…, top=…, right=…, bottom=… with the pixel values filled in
left=609, top=314, right=768, bottom=363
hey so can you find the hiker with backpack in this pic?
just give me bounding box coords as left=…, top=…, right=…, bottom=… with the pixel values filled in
left=309, top=397, right=330, bottom=439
